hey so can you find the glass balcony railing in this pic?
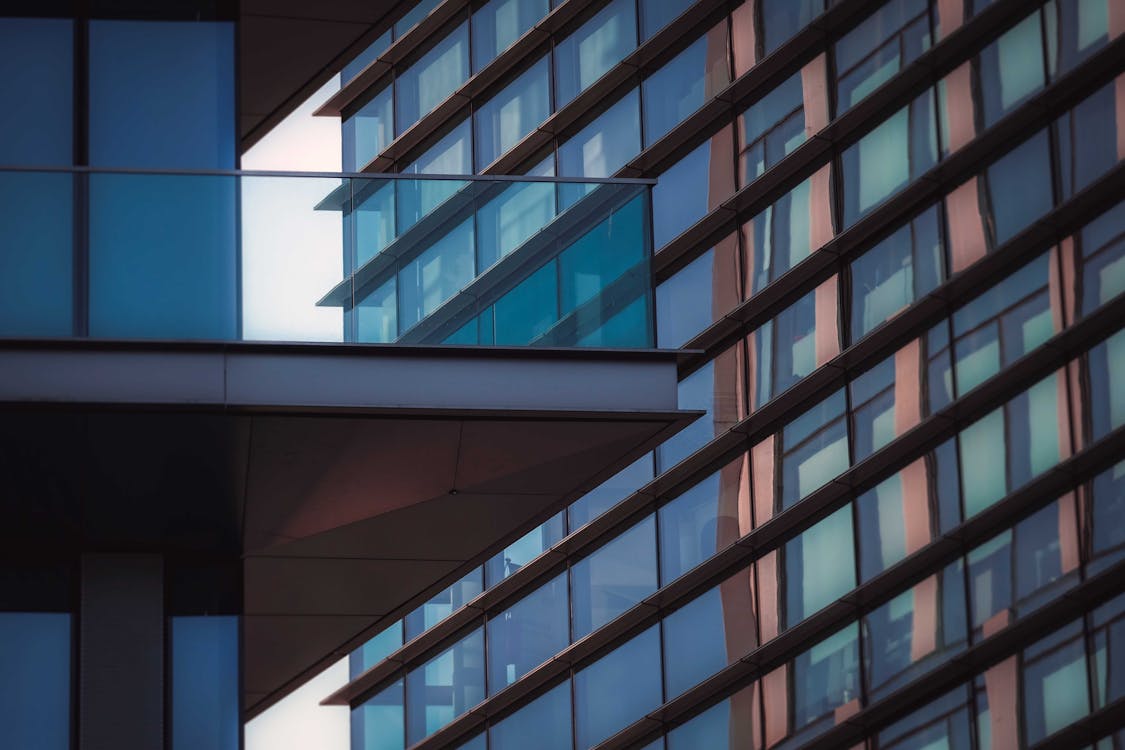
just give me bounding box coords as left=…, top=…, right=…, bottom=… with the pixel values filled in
left=0, top=169, right=653, bottom=348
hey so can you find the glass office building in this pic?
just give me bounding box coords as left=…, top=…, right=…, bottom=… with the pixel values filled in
left=1, top=0, right=1123, bottom=748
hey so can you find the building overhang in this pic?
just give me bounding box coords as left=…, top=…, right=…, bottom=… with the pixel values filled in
left=0, top=339, right=696, bottom=717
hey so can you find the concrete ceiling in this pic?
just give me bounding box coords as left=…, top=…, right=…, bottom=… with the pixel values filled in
left=238, top=0, right=394, bottom=151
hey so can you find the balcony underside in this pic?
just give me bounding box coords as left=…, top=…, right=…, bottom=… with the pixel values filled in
left=0, top=340, right=695, bottom=717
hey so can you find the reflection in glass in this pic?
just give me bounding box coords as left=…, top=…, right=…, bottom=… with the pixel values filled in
left=473, top=0, right=549, bottom=71
left=791, top=623, right=861, bottom=738
left=490, top=681, right=571, bottom=750
left=835, top=0, right=931, bottom=113
left=571, top=516, right=658, bottom=639
left=574, top=626, right=662, bottom=748
left=643, top=29, right=730, bottom=145
left=784, top=506, right=855, bottom=626
left=395, top=23, right=469, bottom=134
left=474, top=57, right=551, bottom=169
left=405, top=568, right=483, bottom=641
left=351, top=621, right=404, bottom=679
left=487, top=573, right=568, bottom=692
left=656, top=237, right=741, bottom=348
left=780, top=389, right=849, bottom=510
left=738, top=71, right=805, bottom=185
left=352, top=680, right=403, bottom=750
left=0, top=613, right=71, bottom=750
left=405, top=628, right=486, bottom=744
left=554, top=0, right=637, bottom=107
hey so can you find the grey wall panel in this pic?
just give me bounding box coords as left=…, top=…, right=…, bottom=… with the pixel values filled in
left=80, top=555, right=164, bottom=750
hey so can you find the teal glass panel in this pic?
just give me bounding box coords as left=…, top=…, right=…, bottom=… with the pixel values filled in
left=493, top=260, right=558, bottom=344
left=0, top=172, right=73, bottom=336
left=658, top=465, right=731, bottom=581
left=89, top=173, right=237, bottom=339
left=475, top=57, right=551, bottom=169
left=784, top=505, right=856, bottom=625
left=568, top=454, right=654, bottom=531
left=352, top=680, right=404, bottom=750
left=487, top=573, right=568, bottom=692
left=558, top=192, right=646, bottom=314
left=476, top=180, right=555, bottom=271
left=491, top=681, right=571, bottom=750
left=397, top=218, right=475, bottom=333
left=350, top=621, right=404, bottom=679
left=344, top=86, right=393, bottom=171
left=0, top=613, right=70, bottom=750
left=959, top=407, right=1006, bottom=517
left=841, top=90, right=937, bottom=227
left=571, top=515, right=658, bottom=639
left=357, top=278, right=397, bottom=343
left=89, top=20, right=235, bottom=168
left=473, top=0, right=549, bottom=71
left=404, top=568, right=483, bottom=641
left=656, top=238, right=739, bottom=348
left=1079, top=200, right=1125, bottom=316
left=485, top=513, right=564, bottom=586
left=558, top=89, right=640, bottom=208
left=1022, top=621, right=1090, bottom=743
left=780, top=389, right=849, bottom=509
left=574, top=626, right=662, bottom=747
left=170, top=616, right=238, bottom=750
left=978, top=13, right=1045, bottom=129
left=405, top=628, right=485, bottom=743
left=0, top=18, right=72, bottom=165
left=398, top=121, right=472, bottom=231
left=355, top=179, right=396, bottom=267
left=835, top=0, right=930, bottom=112
left=395, top=22, right=469, bottom=134
left=554, top=0, right=637, bottom=107
left=396, top=0, right=443, bottom=36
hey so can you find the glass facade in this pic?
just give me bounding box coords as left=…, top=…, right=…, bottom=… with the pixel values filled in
left=3, top=0, right=1124, bottom=748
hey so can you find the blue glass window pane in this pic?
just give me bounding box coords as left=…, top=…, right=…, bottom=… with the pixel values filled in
left=663, top=570, right=755, bottom=697
left=656, top=238, right=740, bottom=348
left=571, top=515, right=658, bottom=639
left=0, top=19, right=72, bottom=165
left=475, top=57, right=551, bottom=169
left=1089, top=462, right=1125, bottom=575
left=842, top=91, right=937, bottom=228
left=850, top=205, right=944, bottom=342
left=876, top=686, right=973, bottom=750
left=454, top=733, right=487, bottom=750
left=640, top=0, right=694, bottom=40
left=171, top=616, right=238, bottom=750
left=1057, top=82, right=1119, bottom=202
left=558, top=88, right=641, bottom=188
left=1050, top=0, right=1111, bottom=77
left=791, top=623, right=861, bottom=735
left=1022, top=621, right=1090, bottom=744
left=355, top=179, right=397, bottom=267
left=0, top=613, right=70, bottom=750
left=1088, top=329, right=1125, bottom=442
left=652, top=136, right=734, bottom=249
left=1079, top=201, right=1125, bottom=317
left=656, top=359, right=713, bottom=470
left=342, top=31, right=391, bottom=85
left=659, top=468, right=726, bottom=581
left=985, top=128, right=1053, bottom=246
left=643, top=32, right=729, bottom=146
left=486, top=572, right=568, bottom=692
left=554, top=0, right=637, bottom=108
left=351, top=621, right=405, bottom=679
left=558, top=191, right=646, bottom=314
left=491, top=681, right=571, bottom=750
left=744, top=173, right=824, bottom=295
left=395, top=22, right=469, bottom=134
left=399, top=121, right=472, bottom=232
left=89, top=173, right=237, bottom=339
left=473, top=0, right=550, bottom=71
left=357, top=278, right=398, bottom=343
left=568, top=453, right=653, bottom=531
left=405, top=628, right=485, bottom=743
left=397, top=218, right=475, bottom=333
left=396, top=0, right=444, bottom=37
left=89, top=20, right=234, bottom=168
left=666, top=685, right=755, bottom=749
left=784, top=506, right=855, bottom=625
left=760, top=0, right=823, bottom=55
left=486, top=513, right=564, bottom=586
left=352, top=679, right=404, bottom=750
left=0, top=172, right=73, bottom=337
left=738, top=71, right=805, bottom=184
left=344, top=86, right=393, bottom=171
left=405, top=567, right=483, bottom=640
left=835, top=0, right=930, bottom=113
left=493, top=262, right=558, bottom=344
left=862, top=563, right=967, bottom=700
left=574, top=626, right=662, bottom=748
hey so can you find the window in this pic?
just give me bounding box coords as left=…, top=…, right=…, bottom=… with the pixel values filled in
left=397, top=218, right=475, bottom=334
left=395, top=22, right=469, bottom=134
left=1048, top=0, right=1112, bottom=77
left=656, top=236, right=741, bottom=348
left=738, top=71, right=805, bottom=185
left=876, top=686, right=973, bottom=750
left=849, top=204, right=943, bottom=341
left=396, top=0, right=443, bottom=37
left=352, top=680, right=404, bottom=750
left=780, top=389, right=849, bottom=510
left=983, top=128, right=1053, bottom=247
left=490, top=682, right=571, bottom=750
left=558, top=87, right=640, bottom=182
left=485, top=514, right=564, bottom=586
left=351, top=622, right=404, bottom=679
left=666, top=685, right=758, bottom=749
left=0, top=613, right=71, bottom=750
left=404, top=567, right=483, bottom=640
left=760, top=0, right=823, bottom=55
left=1089, top=461, right=1125, bottom=574
left=554, top=0, right=637, bottom=107
left=344, top=86, right=393, bottom=171
left=783, top=506, right=856, bottom=625
left=574, top=626, right=662, bottom=748
left=570, top=515, right=658, bottom=638
left=751, top=283, right=839, bottom=409
left=657, top=344, right=743, bottom=470
left=474, top=57, right=551, bottom=169
left=0, top=18, right=72, bottom=166
left=1021, top=621, right=1090, bottom=743
left=658, top=465, right=738, bottom=581
left=1055, top=81, right=1120, bottom=202
left=977, top=12, right=1045, bottom=129
left=640, top=0, right=694, bottom=40
left=398, top=119, right=472, bottom=231
left=342, top=30, right=391, bottom=85
left=651, top=134, right=734, bottom=249
left=835, top=0, right=931, bottom=113
left=742, top=169, right=832, bottom=295
left=643, top=28, right=730, bottom=145
left=487, top=573, right=568, bottom=692
left=405, top=628, right=486, bottom=744
left=472, top=0, right=549, bottom=71
left=171, top=616, right=239, bottom=750
left=568, top=454, right=653, bottom=531
left=841, top=90, right=937, bottom=227
left=1088, top=328, right=1125, bottom=441
left=791, top=623, right=861, bottom=737
left=1077, top=200, right=1125, bottom=318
